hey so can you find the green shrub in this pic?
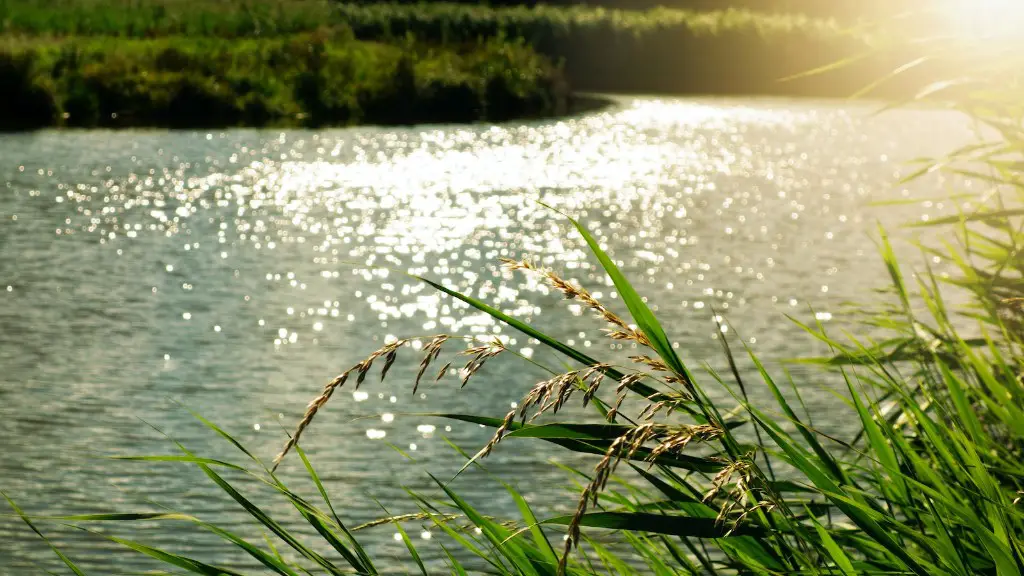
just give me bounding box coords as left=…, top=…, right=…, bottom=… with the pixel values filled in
left=0, top=35, right=567, bottom=129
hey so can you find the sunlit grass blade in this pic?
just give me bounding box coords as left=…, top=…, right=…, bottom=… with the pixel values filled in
left=188, top=458, right=347, bottom=576
left=550, top=206, right=687, bottom=379
left=295, top=444, right=376, bottom=574
left=2, top=492, right=87, bottom=576
left=108, top=455, right=247, bottom=471
left=71, top=525, right=248, bottom=576
left=747, top=406, right=934, bottom=576
left=429, top=474, right=549, bottom=576
left=436, top=413, right=725, bottom=472
left=54, top=511, right=302, bottom=576
left=503, top=480, right=559, bottom=570
left=414, top=274, right=668, bottom=401
left=392, top=517, right=428, bottom=576
left=810, top=515, right=856, bottom=576
left=544, top=511, right=764, bottom=538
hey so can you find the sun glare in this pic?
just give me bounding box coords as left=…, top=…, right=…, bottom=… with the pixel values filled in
left=942, top=0, right=1024, bottom=42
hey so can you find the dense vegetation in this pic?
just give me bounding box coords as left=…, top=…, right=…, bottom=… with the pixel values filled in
left=0, top=34, right=565, bottom=130
left=0, top=0, right=583, bottom=129
left=0, top=0, right=905, bottom=105
left=339, top=0, right=926, bottom=21
left=0, top=0, right=843, bottom=38
left=0, top=0, right=928, bottom=23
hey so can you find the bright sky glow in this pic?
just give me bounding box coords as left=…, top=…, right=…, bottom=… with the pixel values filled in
left=942, top=0, right=1024, bottom=41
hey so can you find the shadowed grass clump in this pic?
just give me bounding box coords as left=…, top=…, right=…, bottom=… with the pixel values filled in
left=0, top=34, right=567, bottom=130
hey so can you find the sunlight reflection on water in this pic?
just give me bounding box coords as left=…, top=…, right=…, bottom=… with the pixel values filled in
left=0, top=97, right=973, bottom=573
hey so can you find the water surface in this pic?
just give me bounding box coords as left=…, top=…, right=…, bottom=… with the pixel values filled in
left=0, top=97, right=974, bottom=573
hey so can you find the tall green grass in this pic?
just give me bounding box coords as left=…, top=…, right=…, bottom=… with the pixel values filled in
left=8, top=186, right=1021, bottom=573
left=9, top=137, right=1023, bottom=574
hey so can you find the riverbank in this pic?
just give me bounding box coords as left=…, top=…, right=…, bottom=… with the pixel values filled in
left=0, top=35, right=568, bottom=130
left=1, top=0, right=915, bottom=104
left=0, top=0, right=928, bottom=130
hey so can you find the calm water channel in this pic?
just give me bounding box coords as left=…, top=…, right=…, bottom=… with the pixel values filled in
left=0, top=97, right=975, bottom=573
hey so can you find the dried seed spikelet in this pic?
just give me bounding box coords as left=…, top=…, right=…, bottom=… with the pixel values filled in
left=518, top=370, right=579, bottom=423
left=616, top=372, right=644, bottom=394
left=581, top=370, right=605, bottom=407
left=353, top=338, right=408, bottom=389
left=648, top=424, right=723, bottom=460
left=637, top=401, right=665, bottom=421
left=458, top=337, right=505, bottom=388
left=703, top=458, right=755, bottom=511
left=502, top=257, right=650, bottom=347
left=499, top=257, right=539, bottom=272
left=558, top=484, right=592, bottom=575
left=630, top=355, right=671, bottom=373
left=434, top=361, right=452, bottom=382
left=594, top=425, right=659, bottom=491
left=516, top=365, right=611, bottom=424
left=272, top=336, right=418, bottom=471
left=479, top=408, right=518, bottom=459
left=272, top=369, right=351, bottom=470
left=725, top=500, right=776, bottom=537
left=414, top=335, right=450, bottom=394
left=352, top=512, right=459, bottom=532
left=380, top=349, right=399, bottom=381
left=560, top=424, right=668, bottom=572
left=605, top=393, right=626, bottom=422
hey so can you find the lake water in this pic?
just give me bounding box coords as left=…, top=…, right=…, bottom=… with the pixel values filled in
left=0, top=97, right=974, bottom=573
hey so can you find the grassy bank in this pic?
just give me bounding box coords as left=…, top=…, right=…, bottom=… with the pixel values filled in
left=0, top=0, right=845, bottom=38
left=340, top=0, right=926, bottom=21
left=0, top=0, right=908, bottom=98
left=0, top=34, right=567, bottom=130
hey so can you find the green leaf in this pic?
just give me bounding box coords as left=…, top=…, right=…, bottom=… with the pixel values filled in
left=437, top=413, right=724, bottom=472
left=3, top=492, right=87, bottom=576
left=556, top=208, right=689, bottom=381
left=414, top=275, right=669, bottom=402
left=811, top=516, right=856, bottom=575
left=543, top=512, right=763, bottom=538
left=504, top=422, right=635, bottom=440
left=504, top=481, right=559, bottom=571
left=295, top=444, right=375, bottom=574
left=393, top=520, right=428, bottom=576
left=73, top=525, right=247, bottom=576
left=108, top=455, right=247, bottom=471
left=193, top=461, right=346, bottom=576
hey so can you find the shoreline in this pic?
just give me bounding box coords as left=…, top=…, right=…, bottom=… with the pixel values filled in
left=0, top=93, right=618, bottom=133
left=0, top=35, right=570, bottom=132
